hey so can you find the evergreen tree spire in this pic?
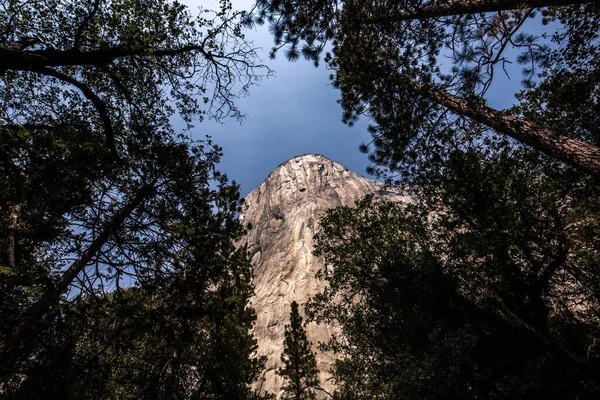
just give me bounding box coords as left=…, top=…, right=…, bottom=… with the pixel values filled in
left=279, top=301, right=319, bottom=400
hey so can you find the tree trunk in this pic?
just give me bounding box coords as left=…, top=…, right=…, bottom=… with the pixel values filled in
left=6, top=196, right=24, bottom=272
left=0, top=187, right=150, bottom=365
left=2, top=152, right=26, bottom=272
left=407, top=82, right=600, bottom=178
left=372, top=0, right=590, bottom=23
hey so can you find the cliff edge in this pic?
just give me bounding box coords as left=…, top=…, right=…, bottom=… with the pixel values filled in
left=240, top=154, right=411, bottom=398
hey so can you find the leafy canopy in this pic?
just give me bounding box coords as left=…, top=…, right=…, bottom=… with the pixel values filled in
left=0, top=0, right=270, bottom=397
left=309, top=143, right=600, bottom=398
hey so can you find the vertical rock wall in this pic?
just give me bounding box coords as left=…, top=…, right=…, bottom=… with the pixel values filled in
left=240, top=154, right=411, bottom=398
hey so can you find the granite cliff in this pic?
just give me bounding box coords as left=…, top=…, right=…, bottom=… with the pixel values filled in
left=239, top=154, right=412, bottom=398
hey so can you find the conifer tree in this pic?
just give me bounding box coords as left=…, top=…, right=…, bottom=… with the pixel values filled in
left=279, top=301, right=319, bottom=400
left=254, top=0, right=600, bottom=179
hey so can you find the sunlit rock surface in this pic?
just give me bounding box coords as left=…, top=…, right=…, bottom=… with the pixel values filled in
left=240, top=154, right=412, bottom=398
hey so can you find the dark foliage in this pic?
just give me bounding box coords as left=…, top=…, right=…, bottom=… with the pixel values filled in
left=310, top=144, right=600, bottom=399
left=0, top=1, right=267, bottom=398
left=255, top=0, right=600, bottom=180
left=278, top=301, right=319, bottom=400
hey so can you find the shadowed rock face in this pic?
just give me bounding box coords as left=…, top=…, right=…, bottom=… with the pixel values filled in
left=240, top=154, right=412, bottom=398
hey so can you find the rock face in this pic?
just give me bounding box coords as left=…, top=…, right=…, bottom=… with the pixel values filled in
left=240, top=154, right=411, bottom=398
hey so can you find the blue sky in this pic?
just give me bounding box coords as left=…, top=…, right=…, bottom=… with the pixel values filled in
left=182, top=0, right=528, bottom=197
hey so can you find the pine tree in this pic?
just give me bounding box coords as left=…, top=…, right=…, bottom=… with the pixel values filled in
left=255, top=0, right=600, bottom=179
left=279, top=301, right=319, bottom=400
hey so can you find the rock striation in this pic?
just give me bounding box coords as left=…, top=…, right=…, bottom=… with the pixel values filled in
left=240, top=154, right=412, bottom=398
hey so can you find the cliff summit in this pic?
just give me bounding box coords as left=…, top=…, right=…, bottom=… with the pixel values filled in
left=241, top=154, right=412, bottom=397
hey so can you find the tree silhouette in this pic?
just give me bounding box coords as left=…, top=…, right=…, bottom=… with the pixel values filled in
left=279, top=301, right=319, bottom=400
left=255, top=0, right=600, bottom=179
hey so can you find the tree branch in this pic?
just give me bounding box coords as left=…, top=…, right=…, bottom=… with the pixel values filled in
left=368, top=0, right=590, bottom=24
left=73, top=0, right=103, bottom=50
left=0, top=44, right=215, bottom=72
left=406, top=81, right=600, bottom=177
left=34, top=67, right=116, bottom=156
left=0, top=185, right=152, bottom=365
